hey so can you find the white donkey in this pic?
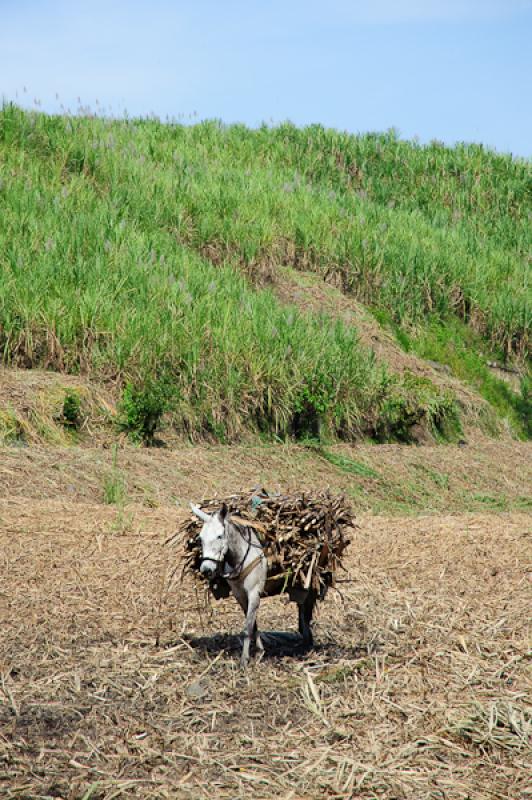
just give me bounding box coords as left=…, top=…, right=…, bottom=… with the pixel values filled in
left=191, top=502, right=268, bottom=666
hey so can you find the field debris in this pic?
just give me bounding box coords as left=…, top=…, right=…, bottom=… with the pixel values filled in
left=450, top=700, right=532, bottom=752
left=174, top=488, right=355, bottom=596
left=1, top=497, right=530, bottom=799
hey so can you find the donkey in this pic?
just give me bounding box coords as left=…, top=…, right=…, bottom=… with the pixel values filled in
left=190, top=502, right=318, bottom=666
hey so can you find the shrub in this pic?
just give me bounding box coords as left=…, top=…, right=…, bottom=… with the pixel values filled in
left=60, top=390, right=82, bottom=428
left=291, top=374, right=336, bottom=440
left=374, top=374, right=462, bottom=443
left=117, top=377, right=173, bottom=445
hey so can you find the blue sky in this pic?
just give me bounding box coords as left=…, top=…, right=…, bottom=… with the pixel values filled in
left=1, top=0, right=531, bottom=156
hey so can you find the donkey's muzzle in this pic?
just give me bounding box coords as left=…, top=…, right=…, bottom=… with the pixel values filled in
left=200, top=560, right=218, bottom=578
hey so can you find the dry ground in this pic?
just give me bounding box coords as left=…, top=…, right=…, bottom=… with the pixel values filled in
left=1, top=486, right=530, bottom=799
left=1, top=439, right=530, bottom=515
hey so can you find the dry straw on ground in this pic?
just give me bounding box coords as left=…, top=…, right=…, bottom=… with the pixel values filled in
left=1, top=495, right=530, bottom=799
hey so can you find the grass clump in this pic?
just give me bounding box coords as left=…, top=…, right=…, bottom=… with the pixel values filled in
left=412, top=463, right=450, bottom=489
left=314, top=448, right=381, bottom=479
left=0, top=409, right=27, bottom=445
left=103, top=445, right=127, bottom=505
left=450, top=701, right=531, bottom=752
left=469, top=493, right=509, bottom=511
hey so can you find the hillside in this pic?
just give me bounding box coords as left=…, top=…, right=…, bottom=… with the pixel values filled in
left=1, top=105, right=531, bottom=800
left=0, top=104, right=530, bottom=442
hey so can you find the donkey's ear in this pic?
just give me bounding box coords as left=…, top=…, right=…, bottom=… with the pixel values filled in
left=218, top=502, right=228, bottom=522
left=190, top=503, right=212, bottom=523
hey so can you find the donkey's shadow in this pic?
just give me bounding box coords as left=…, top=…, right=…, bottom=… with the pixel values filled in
left=182, top=630, right=365, bottom=661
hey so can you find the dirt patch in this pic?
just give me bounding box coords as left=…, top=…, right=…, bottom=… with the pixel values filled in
left=0, top=498, right=530, bottom=799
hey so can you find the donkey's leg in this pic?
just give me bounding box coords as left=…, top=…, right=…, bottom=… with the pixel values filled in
left=241, top=589, right=261, bottom=668
left=254, top=619, right=264, bottom=662
left=298, top=603, right=312, bottom=646
left=234, top=591, right=248, bottom=615
left=298, top=590, right=316, bottom=648
left=240, top=605, right=264, bottom=662
left=232, top=586, right=250, bottom=660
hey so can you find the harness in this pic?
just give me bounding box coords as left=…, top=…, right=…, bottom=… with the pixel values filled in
left=231, top=554, right=263, bottom=581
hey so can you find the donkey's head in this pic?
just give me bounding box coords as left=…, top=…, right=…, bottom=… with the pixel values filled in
left=190, top=502, right=229, bottom=578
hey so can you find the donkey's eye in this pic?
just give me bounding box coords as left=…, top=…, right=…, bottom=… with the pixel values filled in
left=217, top=534, right=224, bottom=540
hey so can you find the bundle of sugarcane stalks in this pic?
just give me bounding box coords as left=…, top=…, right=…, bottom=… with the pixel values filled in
left=176, top=488, right=355, bottom=598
